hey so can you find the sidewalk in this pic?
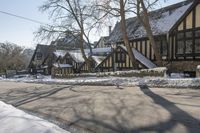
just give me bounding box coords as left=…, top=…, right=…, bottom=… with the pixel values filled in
left=0, top=101, right=69, bottom=133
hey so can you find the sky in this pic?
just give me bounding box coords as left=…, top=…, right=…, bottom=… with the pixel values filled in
left=0, top=0, right=184, bottom=48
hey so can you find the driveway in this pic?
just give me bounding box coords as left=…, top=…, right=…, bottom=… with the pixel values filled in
left=0, top=81, right=200, bottom=133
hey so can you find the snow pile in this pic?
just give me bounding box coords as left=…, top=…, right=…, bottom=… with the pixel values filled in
left=0, top=101, right=69, bottom=133
left=2, top=75, right=200, bottom=88
left=170, top=73, right=190, bottom=78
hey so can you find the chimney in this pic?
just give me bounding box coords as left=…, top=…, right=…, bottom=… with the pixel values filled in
left=109, top=26, right=112, bottom=35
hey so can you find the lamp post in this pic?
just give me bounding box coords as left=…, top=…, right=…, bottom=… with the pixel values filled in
left=111, top=42, right=117, bottom=72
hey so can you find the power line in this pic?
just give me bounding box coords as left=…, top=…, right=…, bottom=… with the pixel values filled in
left=0, top=10, right=48, bottom=25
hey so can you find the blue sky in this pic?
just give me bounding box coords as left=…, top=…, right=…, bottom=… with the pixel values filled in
left=0, top=0, right=184, bottom=48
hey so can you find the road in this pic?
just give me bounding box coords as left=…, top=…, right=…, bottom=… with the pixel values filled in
left=0, top=81, right=200, bottom=133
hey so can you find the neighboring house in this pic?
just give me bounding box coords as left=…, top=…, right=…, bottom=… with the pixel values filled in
left=42, top=50, right=67, bottom=75
left=51, top=47, right=112, bottom=77
left=106, top=0, right=200, bottom=73
left=28, top=44, right=51, bottom=74
left=95, top=36, right=110, bottom=48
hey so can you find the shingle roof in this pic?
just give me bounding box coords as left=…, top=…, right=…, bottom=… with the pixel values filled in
left=51, top=34, right=90, bottom=50
left=107, top=0, right=193, bottom=43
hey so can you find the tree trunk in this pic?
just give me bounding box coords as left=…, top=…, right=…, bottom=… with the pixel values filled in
left=120, top=0, right=139, bottom=69
left=79, top=14, right=92, bottom=72
left=137, top=0, right=163, bottom=66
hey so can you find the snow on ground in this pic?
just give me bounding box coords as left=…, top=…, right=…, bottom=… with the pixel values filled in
left=0, top=101, right=69, bottom=133
left=1, top=74, right=200, bottom=88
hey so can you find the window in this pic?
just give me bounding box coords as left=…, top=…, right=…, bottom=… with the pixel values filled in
left=195, top=39, right=200, bottom=53
left=36, top=52, right=42, bottom=60
left=195, top=30, right=200, bottom=37
left=161, top=40, right=167, bottom=56
left=177, top=41, right=184, bottom=54
left=115, top=52, right=126, bottom=63
left=185, top=40, right=193, bottom=54
left=186, top=31, right=193, bottom=38
left=177, top=32, right=184, bottom=40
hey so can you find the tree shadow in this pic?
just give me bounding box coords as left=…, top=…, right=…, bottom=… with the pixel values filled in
left=136, top=85, right=200, bottom=133
left=14, top=85, right=200, bottom=133
left=67, top=86, right=200, bottom=133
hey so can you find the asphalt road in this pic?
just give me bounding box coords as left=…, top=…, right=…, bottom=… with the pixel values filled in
left=0, top=81, right=200, bottom=133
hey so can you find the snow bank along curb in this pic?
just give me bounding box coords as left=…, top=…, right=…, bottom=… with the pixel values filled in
left=54, top=67, right=167, bottom=78
left=1, top=76, right=200, bottom=88
left=0, top=101, right=69, bottom=133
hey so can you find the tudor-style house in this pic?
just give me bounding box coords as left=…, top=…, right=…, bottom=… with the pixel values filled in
left=28, top=44, right=52, bottom=74
left=28, top=0, right=200, bottom=77
left=104, top=0, right=200, bottom=74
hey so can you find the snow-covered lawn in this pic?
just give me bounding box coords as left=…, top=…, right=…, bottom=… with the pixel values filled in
left=1, top=74, right=200, bottom=88
left=0, top=101, right=69, bottom=133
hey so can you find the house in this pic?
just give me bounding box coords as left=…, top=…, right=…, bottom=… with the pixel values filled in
left=51, top=47, right=112, bottom=77
left=94, top=36, right=110, bottom=48
left=106, top=0, right=200, bottom=73
left=28, top=44, right=52, bottom=74
left=29, top=33, right=90, bottom=75
left=42, top=50, right=67, bottom=75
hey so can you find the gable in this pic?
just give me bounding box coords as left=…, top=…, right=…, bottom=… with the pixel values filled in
left=171, top=0, right=200, bottom=32
left=108, top=0, right=193, bottom=43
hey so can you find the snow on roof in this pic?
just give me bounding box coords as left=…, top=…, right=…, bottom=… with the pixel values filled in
left=108, top=1, right=193, bottom=43
left=91, top=56, right=107, bottom=66
left=92, top=47, right=112, bottom=54
left=68, top=47, right=111, bottom=63
left=68, top=52, right=87, bottom=63
left=42, top=65, right=48, bottom=69
left=120, top=45, right=157, bottom=69
left=53, top=63, right=72, bottom=68
left=73, top=47, right=112, bottom=55
left=53, top=50, right=67, bottom=58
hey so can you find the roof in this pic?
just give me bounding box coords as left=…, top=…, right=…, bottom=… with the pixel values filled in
left=69, top=47, right=112, bottom=63
left=119, top=45, right=157, bottom=69
left=91, top=56, right=107, bottom=66
left=53, top=63, right=72, bottom=68
left=107, top=0, right=193, bottom=43
left=53, top=50, right=67, bottom=58
left=51, top=34, right=90, bottom=50
left=94, top=36, right=109, bottom=48
left=28, top=44, right=49, bottom=68
left=68, top=52, right=88, bottom=63
left=73, top=47, right=112, bottom=55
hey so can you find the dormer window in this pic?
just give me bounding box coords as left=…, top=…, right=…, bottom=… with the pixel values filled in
left=36, top=52, right=42, bottom=60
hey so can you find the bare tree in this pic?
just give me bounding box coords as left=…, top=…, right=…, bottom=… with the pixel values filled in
left=0, top=42, right=27, bottom=73
left=37, top=0, right=103, bottom=71
left=130, top=0, right=163, bottom=66
left=119, top=0, right=138, bottom=69
left=96, top=0, right=139, bottom=69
